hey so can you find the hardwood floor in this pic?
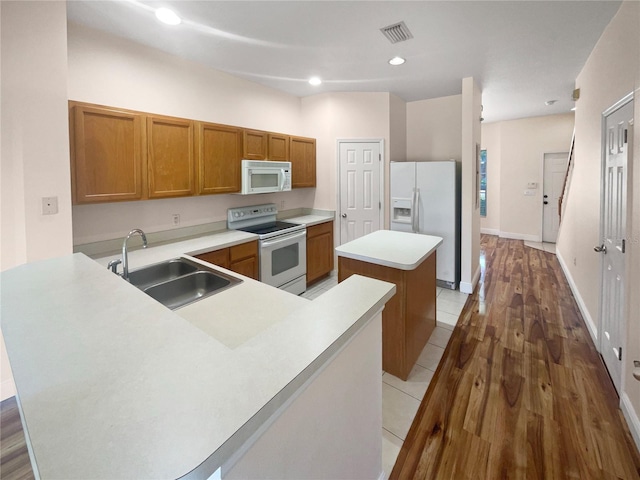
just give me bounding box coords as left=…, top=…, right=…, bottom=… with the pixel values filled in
left=391, top=235, right=640, bottom=479
left=0, top=397, right=34, bottom=480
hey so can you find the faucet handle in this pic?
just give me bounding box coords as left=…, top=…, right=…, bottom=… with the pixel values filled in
left=107, top=259, right=122, bottom=275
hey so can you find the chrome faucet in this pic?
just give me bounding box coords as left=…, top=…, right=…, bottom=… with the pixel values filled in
left=121, top=228, right=148, bottom=281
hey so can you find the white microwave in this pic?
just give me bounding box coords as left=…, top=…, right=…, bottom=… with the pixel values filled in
left=240, top=160, right=292, bottom=194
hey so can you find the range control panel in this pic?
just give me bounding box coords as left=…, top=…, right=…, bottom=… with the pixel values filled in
left=228, top=203, right=278, bottom=228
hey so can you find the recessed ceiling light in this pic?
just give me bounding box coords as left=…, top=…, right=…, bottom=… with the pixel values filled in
left=155, top=8, right=181, bottom=25
left=308, top=77, right=322, bottom=86
left=545, top=100, right=557, bottom=106
left=388, top=56, right=406, bottom=66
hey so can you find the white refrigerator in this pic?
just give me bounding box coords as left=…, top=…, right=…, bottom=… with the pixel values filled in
left=390, top=161, right=460, bottom=289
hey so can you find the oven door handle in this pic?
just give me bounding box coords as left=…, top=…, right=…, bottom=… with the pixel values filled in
left=261, top=229, right=306, bottom=249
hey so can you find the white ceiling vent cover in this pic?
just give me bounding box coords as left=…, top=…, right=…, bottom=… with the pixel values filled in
left=380, top=21, right=413, bottom=44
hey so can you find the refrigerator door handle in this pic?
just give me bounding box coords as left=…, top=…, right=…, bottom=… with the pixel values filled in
left=412, top=188, right=420, bottom=233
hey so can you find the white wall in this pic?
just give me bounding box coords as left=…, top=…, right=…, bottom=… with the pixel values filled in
left=479, top=122, right=501, bottom=234
left=389, top=94, right=407, bottom=164
left=407, top=95, right=462, bottom=162
left=460, top=78, right=482, bottom=294
left=481, top=114, right=574, bottom=240
left=301, top=92, right=392, bottom=233
left=556, top=0, right=640, bottom=447
left=1, top=0, right=73, bottom=400
left=68, top=23, right=315, bottom=244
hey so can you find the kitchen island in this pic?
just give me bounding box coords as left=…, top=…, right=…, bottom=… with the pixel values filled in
left=1, top=248, right=395, bottom=479
left=336, top=230, right=443, bottom=380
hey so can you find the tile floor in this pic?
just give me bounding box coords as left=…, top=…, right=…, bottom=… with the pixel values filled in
left=301, top=272, right=468, bottom=478
left=524, top=240, right=556, bottom=254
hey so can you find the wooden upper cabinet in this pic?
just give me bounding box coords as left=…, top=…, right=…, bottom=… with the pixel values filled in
left=268, top=133, right=290, bottom=161
left=197, top=122, right=242, bottom=194
left=243, top=129, right=268, bottom=160
left=289, top=136, right=316, bottom=188
left=147, top=116, right=195, bottom=199
left=70, top=103, right=144, bottom=204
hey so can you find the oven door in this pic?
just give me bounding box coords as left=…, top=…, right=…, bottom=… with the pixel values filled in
left=260, top=229, right=306, bottom=291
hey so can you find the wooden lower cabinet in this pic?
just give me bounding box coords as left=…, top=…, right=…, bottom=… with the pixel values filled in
left=338, top=252, right=436, bottom=380
left=306, top=221, right=334, bottom=286
left=194, top=240, right=259, bottom=280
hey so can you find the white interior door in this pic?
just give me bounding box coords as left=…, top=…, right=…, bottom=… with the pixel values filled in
left=338, top=141, right=383, bottom=244
left=542, top=152, right=569, bottom=243
left=599, top=97, right=633, bottom=393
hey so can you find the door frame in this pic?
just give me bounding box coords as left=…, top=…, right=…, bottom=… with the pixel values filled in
left=335, top=139, right=385, bottom=245
left=597, top=91, right=633, bottom=362
left=540, top=151, right=569, bottom=244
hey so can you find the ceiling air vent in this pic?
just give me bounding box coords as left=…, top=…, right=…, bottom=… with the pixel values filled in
left=380, top=21, right=413, bottom=44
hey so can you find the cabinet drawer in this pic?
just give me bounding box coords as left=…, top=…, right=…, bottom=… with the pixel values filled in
left=230, top=240, right=258, bottom=262
left=307, top=221, right=333, bottom=238
left=195, top=248, right=229, bottom=268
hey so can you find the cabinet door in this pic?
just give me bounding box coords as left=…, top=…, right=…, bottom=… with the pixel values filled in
left=71, top=104, right=144, bottom=204
left=230, top=256, right=259, bottom=279
left=290, top=136, right=316, bottom=188
left=147, top=116, right=195, bottom=198
left=306, top=222, right=334, bottom=285
left=194, top=248, right=230, bottom=269
left=197, top=122, right=242, bottom=194
left=268, top=133, right=290, bottom=161
left=230, top=241, right=259, bottom=279
left=243, top=129, right=268, bottom=160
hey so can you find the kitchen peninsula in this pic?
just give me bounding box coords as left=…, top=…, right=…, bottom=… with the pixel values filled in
left=336, top=230, right=443, bottom=380
left=1, top=244, right=395, bottom=479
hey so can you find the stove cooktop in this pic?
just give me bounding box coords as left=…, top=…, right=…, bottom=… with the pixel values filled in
left=237, top=221, right=301, bottom=236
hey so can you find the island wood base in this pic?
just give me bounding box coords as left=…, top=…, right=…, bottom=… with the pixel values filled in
left=338, top=252, right=436, bottom=380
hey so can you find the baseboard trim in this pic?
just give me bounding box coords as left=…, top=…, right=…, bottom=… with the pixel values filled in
left=1, top=379, right=16, bottom=401
left=480, top=228, right=499, bottom=236
left=621, top=392, right=640, bottom=453
left=555, top=249, right=598, bottom=346
left=499, top=231, right=541, bottom=242
left=460, top=264, right=481, bottom=294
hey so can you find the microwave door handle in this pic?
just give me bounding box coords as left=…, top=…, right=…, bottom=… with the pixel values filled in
left=279, top=169, right=285, bottom=191
left=260, top=230, right=306, bottom=249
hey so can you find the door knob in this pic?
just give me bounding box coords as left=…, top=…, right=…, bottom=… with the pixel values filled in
left=634, top=361, right=640, bottom=381
left=543, top=201, right=549, bottom=205
left=594, top=244, right=607, bottom=253
left=341, top=213, right=347, bottom=218
left=543, top=194, right=548, bottom=199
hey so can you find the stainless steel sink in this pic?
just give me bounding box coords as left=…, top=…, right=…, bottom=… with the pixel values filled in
left=128, top=258, right=198, bottom=290
left=143, top=270, right=239, bottom=310
left=127, top=257, right=242, bottom=309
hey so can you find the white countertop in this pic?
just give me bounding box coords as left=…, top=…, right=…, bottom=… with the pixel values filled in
left=285, top=214, right=334, bottom=227
left=1, top=248, right=395, bottom=479
left=335, top=230, right=443, bottom=270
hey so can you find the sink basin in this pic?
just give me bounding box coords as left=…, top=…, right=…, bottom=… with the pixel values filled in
left=128, top=258, right=198, bottom=290
left=144, top=270, right=240, bottom=310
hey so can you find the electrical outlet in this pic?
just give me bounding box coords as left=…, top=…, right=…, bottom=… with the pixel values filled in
left=279, top=200, right=285, bottom=210
left=42, top=196, right=58, bottom=215
left=172, top=214, right=180, bottom=226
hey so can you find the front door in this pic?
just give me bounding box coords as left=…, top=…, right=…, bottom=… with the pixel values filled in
left=338, top=140, right=383, bottom=244
left=542, top=152, right=569, bottom=243
left=599, top=95, right=633, bottom=393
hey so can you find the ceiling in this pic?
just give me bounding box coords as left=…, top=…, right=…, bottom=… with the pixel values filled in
left=66, top=1, right=622, bottom=123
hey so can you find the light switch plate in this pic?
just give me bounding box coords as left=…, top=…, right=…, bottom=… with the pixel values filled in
left=42, top=196, right=58, bottom=215
left=527, top=182, right=538, bottom=189
left=524, top=190, right=536, bottom=196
